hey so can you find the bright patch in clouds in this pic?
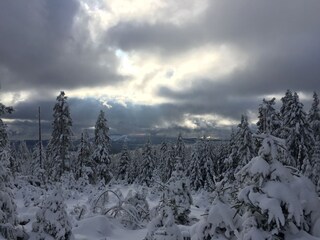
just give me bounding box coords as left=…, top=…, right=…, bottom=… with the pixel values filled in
left=67, top=43, right=247, bottom=107
left=82, top=0, right=208, bottom=28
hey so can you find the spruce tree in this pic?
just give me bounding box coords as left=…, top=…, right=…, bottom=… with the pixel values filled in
left=236, top=135, right=320, bottom=239
left=189, top=138, right=204, bottom=191
left=280, top=90, right=293, bottom=122
left=0, top=152, right=21, bottom=239
left=0, top=104, right=25, bottom=239
left=158, top=140, right=168, bottom=182
left=127, top=149, right=141, bottom=184
left=75, top=130, right=92, bottom=180
left=232, top=115, right=255, bottom=173
left=310, top=140, right=320, bottom=191
left=8, top=143, right=20, bottom=177
left=159, top=141, right=175, bottom=183
left=31, top=142, right=46, bottom=182
left=175, top=133, right=185, bottom=167
left=201, top=138, right=215, bottom=191
left=308, top=92, right=320, bottom=140
left=137, top=139, right=155, bottom=187
left=17, top=141, right=32, bottom=175
left=117, top=138, right=131, bottom=181
left=164, top=160, right=192, bottom=225
left=47, top=91, right=73, bottom=180
left=257, top=98, right=281, bottom=136
left=283, top=92, right=314, bottom=169
left=91, top=110, right=111, bottom=184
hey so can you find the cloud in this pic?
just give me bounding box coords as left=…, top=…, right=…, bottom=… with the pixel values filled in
left=0, top=0, right=125, bottom=93
left=1, top=0, right=320, bottom=139
left=106, top=0, right=320, bottom=122
left=5, top=95, right=238, bottom=139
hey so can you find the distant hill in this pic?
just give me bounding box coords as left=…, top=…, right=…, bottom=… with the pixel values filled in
left=13, top=135, right=228, bottom=154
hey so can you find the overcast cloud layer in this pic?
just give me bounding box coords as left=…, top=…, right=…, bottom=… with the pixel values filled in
left=1, top=0, right=320, bottom=139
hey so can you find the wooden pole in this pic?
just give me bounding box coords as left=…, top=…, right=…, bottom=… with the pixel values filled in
left=38, top=106, right=42, bottom=169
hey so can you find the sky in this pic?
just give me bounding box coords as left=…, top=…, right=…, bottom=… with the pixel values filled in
left=0, top=0, right=320, bottom=140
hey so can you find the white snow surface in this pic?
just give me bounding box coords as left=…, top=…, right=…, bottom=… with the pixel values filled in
left=13, top=181, right=320, bottom=240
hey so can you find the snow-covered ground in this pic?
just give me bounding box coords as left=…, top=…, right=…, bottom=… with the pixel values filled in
left=14, top=183, right=206, bottom=240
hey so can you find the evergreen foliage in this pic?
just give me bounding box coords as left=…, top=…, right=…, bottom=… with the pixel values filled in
left=92, top=110, right=111, bottom=184
left=164, top=160, right=192, bottom=225
left=75, top=130, right=92, bottom=180
left=0, top=104, right=26, bottom=239
left=117, top=138, right=131, bottom=181
left=189, top=139, right=204, bottom=191
left=145, top=206, right=183, bottom=240
left=308, top=92, right=320, bottom=140
left=282, top=92, right=314, bottom=169
left=137, top=139, right=155, bottom=187
left=175, top=133, right=185, bottom=167
left=32, top=188, right=73, bottom=240
left=159, top=141, right=175, bottom=183
left=236, top=135, right=320, bottom=239
left=46, top=91, right=73, bottom=180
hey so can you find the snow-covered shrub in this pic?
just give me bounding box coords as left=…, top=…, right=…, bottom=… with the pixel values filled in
left=145, top=206, right=183, bottom=240
left=21, top=183, right=44, bottom=207
left=191, top=178, right=240, bottom=240
left=163, top=161, right=192, bottom=225
left=32, top=188, right=73, bottom=240
left=0, top=149, right=27, bottom=240
left=236, top=135, right=320, bottom=239
left=120, top=190, right=150, bottom=229
left=191, top=198, right=239, bottom=240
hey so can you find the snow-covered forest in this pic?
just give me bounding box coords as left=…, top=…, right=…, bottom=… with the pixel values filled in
left=2, top=89, right=320, bottom=240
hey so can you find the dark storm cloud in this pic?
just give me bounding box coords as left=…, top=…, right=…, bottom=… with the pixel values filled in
left=107, top=1, right=320, bottom=55
left=0, top=0, right=124, bottom=92
left=107, top=0, right=320, bottom=121
left=2, top=0, right=320, bottom=139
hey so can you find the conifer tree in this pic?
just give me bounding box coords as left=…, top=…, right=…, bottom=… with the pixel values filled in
left=158, top=140, right=168, bottom=182
left=280, top=90, right=293, bottom=121
left=0, top=152, right=21, bottom=239
left=127, top=149, right=141, bottom=184
left=137, top=139, right=155, bottom=187
left=91, top=110, right=111, bottom=184
left=8, top=143, right=20, bottom=176
left=117, top=138, right=131, bottom=181
left=230, top=115, right=255, bottom=173
left=164, top=160, right=192, bottom=225
left=283, top=92, right=314, bottom=169
left=257, top=98, right=281, bottom=136
left=75, top=130, right=92, bottom=180
left=47, top=91, right=73, bottom=180
left=175, top=133, right=185, bottom=167
left=0, top=103, right=25, bottom=239
left=224, top=128, right=238, bottom=180
left=31, top=142, right=46, bottom=182
left=159, top=141, right=175, bottom=183
left=308, top=92, right=320, bottom=140
left=17, top=141, right=32, bottom=175
left=310, top=140, right=320, bottom=191
left=189, top=138, right=204, bottom=191
left=236, top=135, right=320, bottom=239
left=201, top=138, right=215, bottom=191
